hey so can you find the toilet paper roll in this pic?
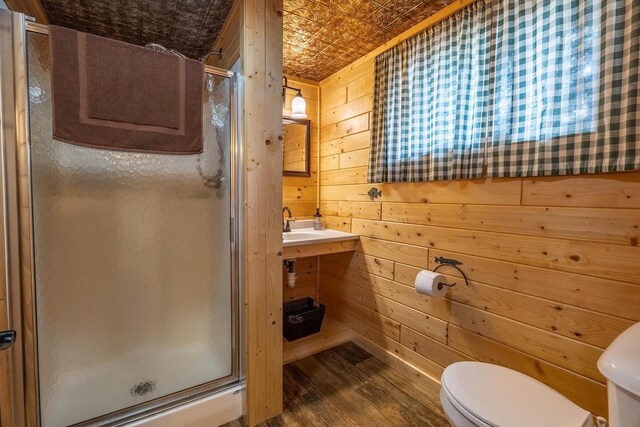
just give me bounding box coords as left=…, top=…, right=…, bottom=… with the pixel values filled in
left=414, top=270, right=448, bottom=298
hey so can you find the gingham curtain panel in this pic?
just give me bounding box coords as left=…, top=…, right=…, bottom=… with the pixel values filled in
left=369, top=1, right=489, bottom=182
left=369, top=0, right=640, bottom=182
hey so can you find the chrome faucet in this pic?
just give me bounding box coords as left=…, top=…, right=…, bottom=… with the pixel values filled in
left=282, top=207, right=295, bottom=232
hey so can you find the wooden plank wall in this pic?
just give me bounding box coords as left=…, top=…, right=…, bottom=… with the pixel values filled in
left=207, top=0, right=240, bottom=70
left=283, top=257, right=317, bottom=302
left=316, top=16, right=640, bottom=419
left=240, top=0, right=284, bottom=424
left=281, top=78, right=320, bottom=303
left=283, top=77, right=319, bottom=219
left=4, top=0, right=48, bottom=23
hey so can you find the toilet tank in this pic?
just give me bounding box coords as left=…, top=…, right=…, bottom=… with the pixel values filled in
left=598, top=322, right=640, bottom=427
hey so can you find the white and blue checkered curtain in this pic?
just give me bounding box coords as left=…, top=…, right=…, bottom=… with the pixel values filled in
left=487, top=0, right=640, bottom=177
left=370, top=0, right=640, bottom=182
left=369, top=1, right=489, bottom=182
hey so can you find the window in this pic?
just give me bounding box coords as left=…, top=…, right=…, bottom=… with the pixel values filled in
left=491, top=1, right=600, bottom=142
left=369, top=0, right=640, bottom=182
left=369, top=1, right=488, bottom=182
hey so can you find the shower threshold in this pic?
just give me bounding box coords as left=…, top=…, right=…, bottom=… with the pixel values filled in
left=127, top=382, right=245, bottom=427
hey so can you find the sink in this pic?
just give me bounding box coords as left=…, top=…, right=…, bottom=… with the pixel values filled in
left=282, top=231, right=322, bottom=242
left=282, top=223, right=359, bottom=248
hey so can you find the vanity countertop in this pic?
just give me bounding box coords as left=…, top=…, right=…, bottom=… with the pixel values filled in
left=283, top=228, right=359, bottom=247
left=282, top=220, right=359, bottom=259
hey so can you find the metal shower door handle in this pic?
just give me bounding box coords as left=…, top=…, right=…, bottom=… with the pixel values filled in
left=0, top=330, right=16, bottom=351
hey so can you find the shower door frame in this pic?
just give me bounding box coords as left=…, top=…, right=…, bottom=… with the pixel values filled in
left=2, top=12, right=243, bottom=426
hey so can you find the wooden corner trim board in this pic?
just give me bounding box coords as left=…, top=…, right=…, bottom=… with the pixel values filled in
left=242, top=0, right=284, bottom=425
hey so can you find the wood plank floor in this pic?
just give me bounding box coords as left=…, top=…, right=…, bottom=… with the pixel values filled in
left=224, top=342, right=449, bottom=427
left=283, top=316, right=352, bottom=364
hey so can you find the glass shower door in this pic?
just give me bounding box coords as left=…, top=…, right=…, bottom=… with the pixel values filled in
left=26, top=32, right=237, bottom=426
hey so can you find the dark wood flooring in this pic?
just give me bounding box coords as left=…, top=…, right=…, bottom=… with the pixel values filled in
left=223, top=342, right=449, bottom=427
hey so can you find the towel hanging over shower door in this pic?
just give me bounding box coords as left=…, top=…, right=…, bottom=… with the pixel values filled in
left=49, top=25, right=204, bottom=154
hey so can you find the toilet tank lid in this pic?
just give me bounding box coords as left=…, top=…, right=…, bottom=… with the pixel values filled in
left=598, top=322, right=640, bottom=396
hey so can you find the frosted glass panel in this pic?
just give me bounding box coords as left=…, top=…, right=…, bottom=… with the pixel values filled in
left=27, top=33, right=235, bottom=426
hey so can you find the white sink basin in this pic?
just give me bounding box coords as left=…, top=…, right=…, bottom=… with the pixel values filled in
left=282, top=232, right=320, bottom=241
left=282, top=228, right=359, bottom=247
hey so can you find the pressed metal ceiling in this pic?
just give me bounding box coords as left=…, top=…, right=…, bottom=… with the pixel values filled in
left=284, top=0, right=456, bottom=81
left=21, top=0, right=454, bottom=81
left=38, top=0, right=234, bottom=59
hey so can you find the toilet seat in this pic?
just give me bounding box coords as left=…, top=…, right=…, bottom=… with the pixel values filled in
left=441, top=362, right=592, bottom=427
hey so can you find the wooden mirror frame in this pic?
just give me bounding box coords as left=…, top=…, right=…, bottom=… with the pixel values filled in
left=282, top=116, right=311, bottom=177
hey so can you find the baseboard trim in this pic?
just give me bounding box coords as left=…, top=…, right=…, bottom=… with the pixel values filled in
left=351, top=332, right=442, bottom=397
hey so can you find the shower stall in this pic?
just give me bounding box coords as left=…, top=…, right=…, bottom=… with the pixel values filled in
left=0, top=10, right=243, bottom=427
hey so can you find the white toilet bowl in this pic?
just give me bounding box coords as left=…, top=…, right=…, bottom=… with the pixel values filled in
left=440, top=362, right=592, bottom=427
left=440, top=322, right=640, bottom=427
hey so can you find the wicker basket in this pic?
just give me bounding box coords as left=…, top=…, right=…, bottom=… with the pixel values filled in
left=283, top=297, right=326, bottom=342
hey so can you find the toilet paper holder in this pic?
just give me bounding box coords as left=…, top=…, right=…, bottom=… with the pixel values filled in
left=433, top=257, right=470, bottom=290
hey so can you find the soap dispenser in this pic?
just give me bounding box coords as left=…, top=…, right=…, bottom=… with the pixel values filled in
left=313, top=208, right=323, bottom=230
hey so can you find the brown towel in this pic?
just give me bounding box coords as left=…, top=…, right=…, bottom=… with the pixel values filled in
left=50, top=26, right=203, bottom=154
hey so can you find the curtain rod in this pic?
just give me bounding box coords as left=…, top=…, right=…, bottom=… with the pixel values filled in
left=24, top=20, right=233, bottom=78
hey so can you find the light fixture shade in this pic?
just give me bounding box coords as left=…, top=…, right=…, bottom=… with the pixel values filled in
left=290, top=92, right=307, bottom=118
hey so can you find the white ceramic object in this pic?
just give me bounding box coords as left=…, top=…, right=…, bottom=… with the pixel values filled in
left=598, top=322, right=640, bottom=427
left=282, top=226, right=359, bottom=248
left=441, top=321, right=640, bottom=427
left=440, top=362, right=592, bottom=427
left=128, top=384, right=244, bottom=427
left=282, top=232, right=320, bottom=242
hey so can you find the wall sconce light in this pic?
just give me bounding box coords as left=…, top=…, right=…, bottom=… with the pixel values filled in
left=282, top=76, right=307, bottom=119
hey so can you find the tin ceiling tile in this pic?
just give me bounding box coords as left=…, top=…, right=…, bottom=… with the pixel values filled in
left=39, top=0, right=234, bottom=59
left=406, top=0, right=455, bottom=23
left=38, top=0, right=456, bottom=81
left=284, top=0, right=457, bottom=80
left=380, top=0, right=426, bottom=15
left=368, top=7, right=403, bottom=28
left=139, top=1, right=174, bottom=46
left=295, top=1, right=343, bottom=23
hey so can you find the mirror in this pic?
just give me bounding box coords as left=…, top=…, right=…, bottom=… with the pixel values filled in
left=283, top=116, right=311, bottom=177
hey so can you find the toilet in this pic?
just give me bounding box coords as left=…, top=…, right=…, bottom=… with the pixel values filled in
left=440, top=322, right=640, bottom=427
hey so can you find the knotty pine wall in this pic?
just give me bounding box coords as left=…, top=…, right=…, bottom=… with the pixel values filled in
left=316, top=33, right=640, bottom=419
left=283, top=77, right=319, bottom=219
left=282, top=78, right=320, bottom=304
left=283, top=256, right=318, bottom=302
